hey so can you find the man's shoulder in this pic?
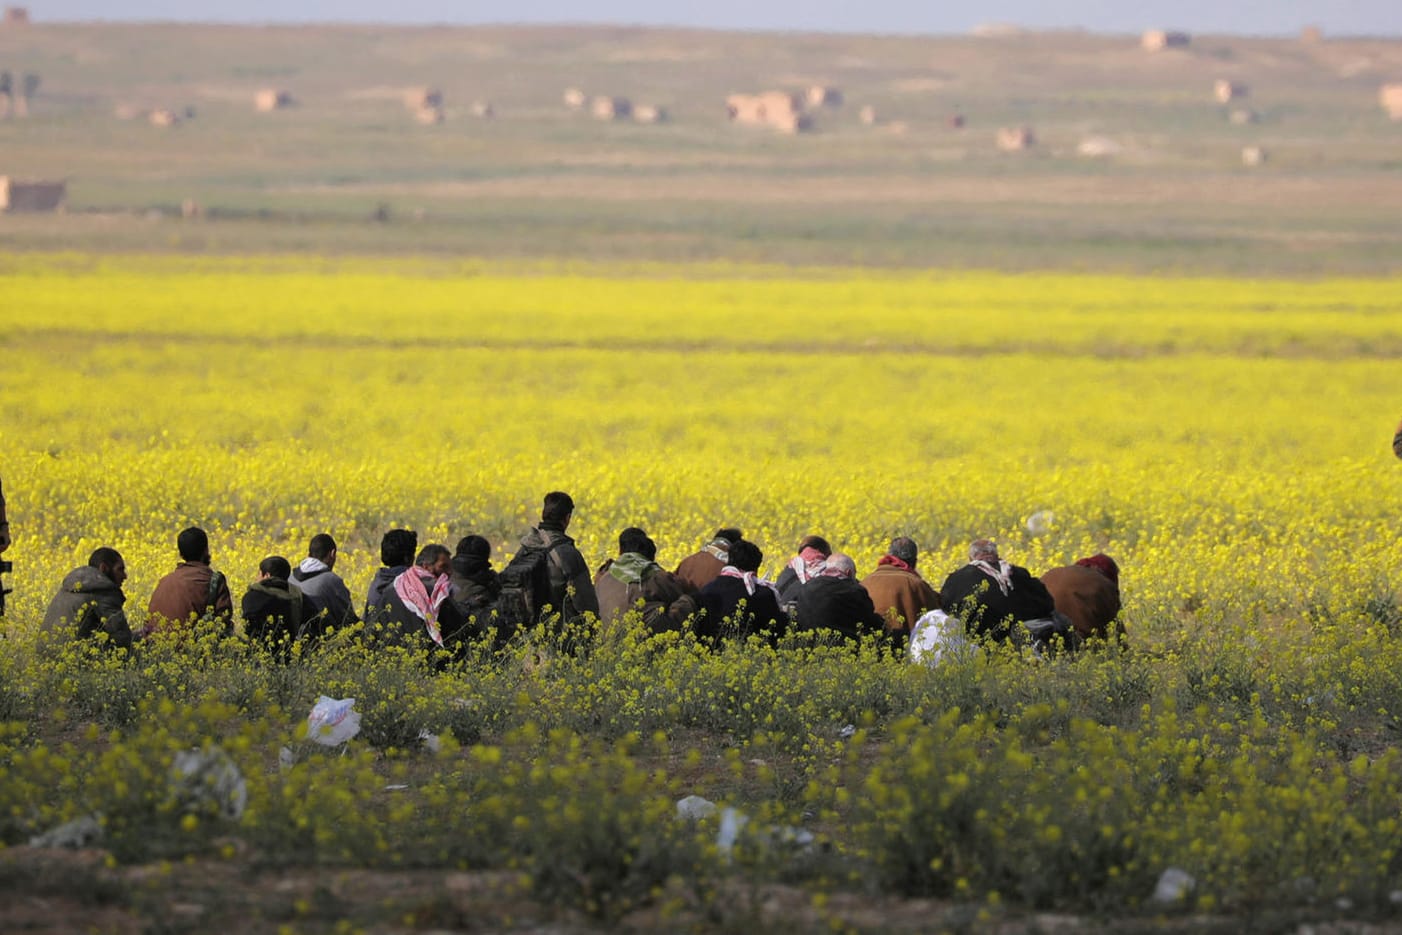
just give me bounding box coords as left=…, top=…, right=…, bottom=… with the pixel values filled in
left=865, top=564, right=918, bottom=583
left=163, top=562, right=211, bottom=586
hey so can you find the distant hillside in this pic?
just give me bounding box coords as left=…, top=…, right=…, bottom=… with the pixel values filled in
left=0, top=23, right=1398, bottom=273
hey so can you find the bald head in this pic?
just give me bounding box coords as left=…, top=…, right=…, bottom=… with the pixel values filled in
left=821, top=553, right=857, bottom=578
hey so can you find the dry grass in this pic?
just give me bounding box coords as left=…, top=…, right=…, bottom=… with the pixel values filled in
left=0, top=23, right=1398, bottom=272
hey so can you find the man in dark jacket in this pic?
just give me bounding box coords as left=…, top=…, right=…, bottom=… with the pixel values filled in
left=449, top=534, right=511, bottom=647
left=241, top=555, right=308, bottom=660
left=374, top=544, right=468, bottom=657
left=291, top=533, right=358, bottom=636
left=861, top=536, right=941, bottom=641
left=518, top=491, right=599, bottom=623
left=145, top=527, right=234, bottom=639
left=42, top=547, right=132, bottom=648
left=0, top=475, right=9, bottom=554
left=774, top=534, right=831, bottom=608
left=793, top=553, right=885, bottom=643
left=940, top=539, right=1057, bottom=645
left=1393, top=417, right=1402, bottom=459
left=365, top=528, right=417, bottom=623
left=674, top=527, right=742, bottom=593
left=695, top=539, right=787, bottom=647
left=594, top=527, right=696, bottom=634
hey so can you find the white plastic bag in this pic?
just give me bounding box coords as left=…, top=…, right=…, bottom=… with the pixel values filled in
left=171, top=748, right=248, bottom=821
left=909, top=610, right=979, bottom=666
left=307, top=695, right=361, bottom=746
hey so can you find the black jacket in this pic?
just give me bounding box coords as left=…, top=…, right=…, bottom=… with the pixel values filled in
left=241, top=577, right=306, bottom=659
left=371, top=570, right=469, bottom=658
left=940, top=563, right=1056, bottom=643
left=449, top=555, right=512, bottom=647
left=364, top=565, right=409, bottom=623
left=793, top=576, right=885, bottom=643
left=694, top=576, right=787, bottom=646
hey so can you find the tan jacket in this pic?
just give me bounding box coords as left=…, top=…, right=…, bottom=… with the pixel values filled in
left=861, top=563, right=940, bottom=634
left=1040, top=564, right=1122, bottom=640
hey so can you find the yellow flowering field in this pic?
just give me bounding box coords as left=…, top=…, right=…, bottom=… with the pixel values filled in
left=1, top=254, right=1402, bottom=928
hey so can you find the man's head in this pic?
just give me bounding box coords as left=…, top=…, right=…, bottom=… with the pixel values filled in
left=380, top=529, right=418, bottom=568
left=308, top=533, right=338, bottom=569
left=88, top=547, right=126, bottom=587
left=177, top=527, right=210, bottom=564
left=714, top=527, right=742, bottom=546
left=259, top=555, right=292, bottom=581
left=542, top=491, right=575, bottom=528
left=821, top=553, right=857, bottom=579
left=888, top=536, right=919, bottom=569
left=728, top=539, right=763, bottom=573
left=968, top=538, right=999, bottom=563
left=455, top=535, right=491, bottom=562
left=798, top=535, right=832, bottom=557
left=1076, top=553, right=1121, bottom=585
left=415, top=544, right=452, bottom=577
left=618, top=527, right=656, bottom=560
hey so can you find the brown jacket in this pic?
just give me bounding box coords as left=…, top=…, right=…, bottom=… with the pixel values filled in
left=593, top=554, right=696, bottom=633
left=674, top=543, right=727, bottom=593
left=1040, top=564, right=1122, bottom=640
left=861, top=563, right=940, bottom=634
left=146, top=562, right=234, bottom=635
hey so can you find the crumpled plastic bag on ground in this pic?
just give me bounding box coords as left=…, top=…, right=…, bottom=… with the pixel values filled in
left=715, top=806, right=815, bottom=860
left=171, top=747, right=247, bottom=821
left=307, top=695, right=361, bottom=746
left=1152, top=867, right=1196, bottom=904
left=29, top=813, right=104, bottom=848
left=909, top=610, right=979, bottom=666
left=676, top=795, right=718, bottom=821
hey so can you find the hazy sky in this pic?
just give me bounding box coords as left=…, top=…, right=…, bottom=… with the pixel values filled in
left=31, top=2, right=1402, bottom=37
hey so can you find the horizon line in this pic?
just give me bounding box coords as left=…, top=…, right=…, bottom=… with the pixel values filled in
left=17, top=19, right=1402, bottom=41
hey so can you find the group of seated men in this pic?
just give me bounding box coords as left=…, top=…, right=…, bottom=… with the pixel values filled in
left=39, top=489, right=1124, bottom=658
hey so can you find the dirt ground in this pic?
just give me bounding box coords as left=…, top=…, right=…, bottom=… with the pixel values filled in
left=2, top=846, right=1399, bottom=934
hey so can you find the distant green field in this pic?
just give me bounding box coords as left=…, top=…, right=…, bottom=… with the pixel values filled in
left=0, top=24, right=1399, bottom=272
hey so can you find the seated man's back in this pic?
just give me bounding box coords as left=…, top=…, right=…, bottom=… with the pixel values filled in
left=292, top=533, right=358, bottom=634
left=1041, top=554, right=1123, bottom=641
left=42, top=548, right=132, bottom=649
left=940, top=539, right=1054, bottom=643
left=793, top=554, right=884, bottom=642
left=693, top=539, right=787, bottom=646
left=242, top=555, right=307, bottom=657
left=146, top=527, right=233, bottom=637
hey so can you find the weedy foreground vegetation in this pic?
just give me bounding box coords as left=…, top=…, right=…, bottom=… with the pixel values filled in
left=2, top=255, right=1402, bottom=931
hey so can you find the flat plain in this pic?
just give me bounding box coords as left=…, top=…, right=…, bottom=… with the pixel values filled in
left=2, top=20, right=1402, bottom=935
left=0, top=23, right=1399, bottom=272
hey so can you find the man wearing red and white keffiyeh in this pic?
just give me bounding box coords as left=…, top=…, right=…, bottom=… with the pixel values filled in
left=373, top=544, right=466, bottom=654
left=774, top=534, right=832, bottom=606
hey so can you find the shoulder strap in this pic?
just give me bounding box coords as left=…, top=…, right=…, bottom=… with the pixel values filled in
left=206, top=570, right=225, bottom=611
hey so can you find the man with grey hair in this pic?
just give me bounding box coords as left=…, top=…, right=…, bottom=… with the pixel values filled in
left=862, top=536, right=941, bottom=644
left=793, top=552, right=885, bottom=643
left=940, top=538, right=1064, bottom=647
